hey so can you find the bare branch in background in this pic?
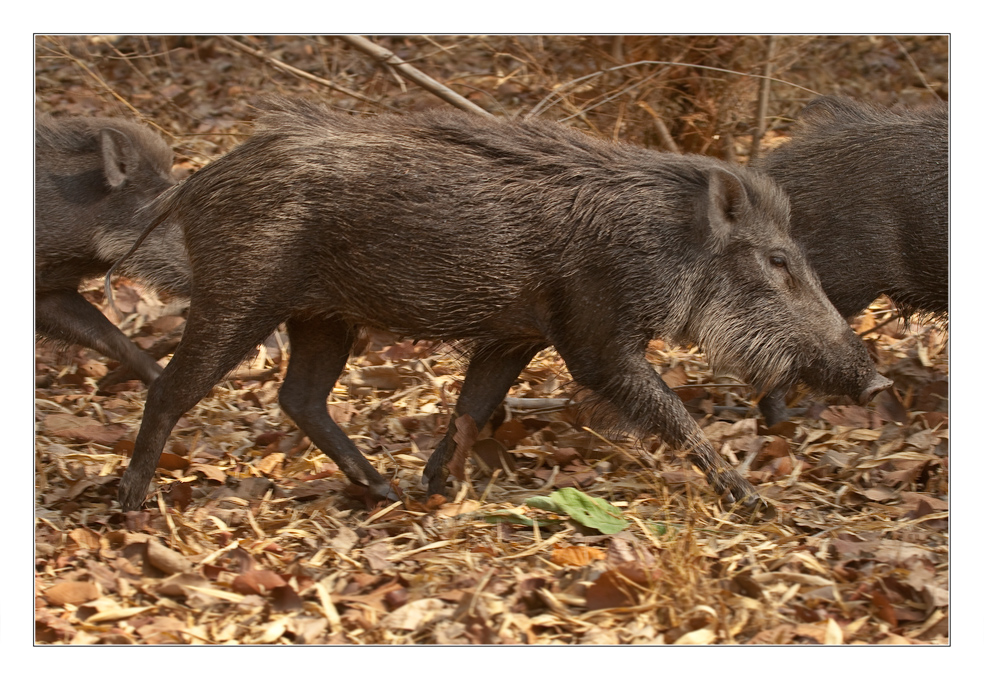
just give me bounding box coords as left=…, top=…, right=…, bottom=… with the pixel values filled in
left=637, top=101, right=680, bottom=154
left=219, top=36, right=391, bottom=110
left=749, top=36, right=778, bottom=163
left=337, top=35, right=494, bottom=119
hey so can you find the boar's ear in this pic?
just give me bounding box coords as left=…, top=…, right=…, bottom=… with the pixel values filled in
left=703, top=167, right=748, bottom=254
left=100, top=128, right=132, bottom=188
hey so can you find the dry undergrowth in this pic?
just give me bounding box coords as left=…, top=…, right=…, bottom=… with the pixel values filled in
left=34, top=35, right=948, bottom=645
left=34, top=283, right=948, bottom=645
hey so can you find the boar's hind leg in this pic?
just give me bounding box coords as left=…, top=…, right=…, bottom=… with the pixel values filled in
left=422, top=342, right=545, bottom=498
left=758, top=384, right=793, bottom=427
left=279, top=316, right=396, bottom=501
left=36, top=289, right=164, bottom=385
left=118, top=308, right=284, bottom=512
left=560, top=347, right=761, bottom=510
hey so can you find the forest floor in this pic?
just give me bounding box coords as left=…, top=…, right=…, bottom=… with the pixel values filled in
left=34, top=35, right=949, bottom=645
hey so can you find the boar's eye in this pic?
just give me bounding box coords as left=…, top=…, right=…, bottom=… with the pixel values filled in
left=769, top=254, right=787, bottom=269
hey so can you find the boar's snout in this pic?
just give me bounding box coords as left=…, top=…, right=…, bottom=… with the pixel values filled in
left=859, top=374, right=893, bottom=404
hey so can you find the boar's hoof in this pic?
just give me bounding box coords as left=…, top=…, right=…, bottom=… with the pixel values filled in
left=420, top=467, right=449, bottom=499
left=710, top=468, right=762, bottom=513
left=859, top=374, right=893, bottom=404
left=118, top=477, right=151, bottom=513
left=370, top=480, right=401, bottom=503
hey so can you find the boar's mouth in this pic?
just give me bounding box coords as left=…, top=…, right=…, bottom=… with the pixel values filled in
left=858, top=374, right=893, bottom=404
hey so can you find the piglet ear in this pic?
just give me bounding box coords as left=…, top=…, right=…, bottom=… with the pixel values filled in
left=702, top=167, right=748, bottom=254
left=100, top=128, right=132, bottom=188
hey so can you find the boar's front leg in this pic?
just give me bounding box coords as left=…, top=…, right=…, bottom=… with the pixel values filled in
left=422, top=341, right=545, bottom=498
left=119, top=306, right=286, bottom=512
left=558, top=340, right=761, bottom=510
left=279, top=316, right=396, bottom=501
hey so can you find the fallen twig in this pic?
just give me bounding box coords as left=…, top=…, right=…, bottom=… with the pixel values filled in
left=218, top=36, right=390, bottom=110
left=529, top=60, right=821, bottom=118
left=860, top=312, right=902, bottom=337
left=337, top=35, right=494, bottom=119
left=503, top=397, right=571, bottom=410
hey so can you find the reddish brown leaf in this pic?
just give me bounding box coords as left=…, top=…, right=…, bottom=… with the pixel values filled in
left=166, top=482, right=193, bottom=511
left=821, top=405, right=879, bottom=429
left=675, top=386, right=709, bottom=402
left=546, top=447, right=581, bottom=466
left=384, top=586, right=410, bottom=610
left=870, top=589, right=898, bottom=627
left=155, top=573, right=211, bottom=598
left=660, top=470, right=700, bottom=485
left=68, top=527, right=101, bottom=551
left=45, top=580, right=99, bottom=606
left=328, top=402, right=355, bottom=424
left=76, top=360, right=107, bottom=379
left=135, top=616, right=188, bottom=644
left=113, top=439, right=135, bottom=457
left=492, top=419, right=529, bottom=448
left=551, top=545, right=606, bottom=567
left=660, top=364, right=689, bottom=388
left=271, top=584, right=304, bottom=612
left=334, top=579, right=405, bottom=612
left=425, top=494, right=447, bottom=510
left=44, top=414, right=129, bottom=446
left=915, top=380, right=948, bottom=412
left=759, top=436, right=790, bottom=462
left=189, top=463, right=226, bottom=483
left=157, top=452, right=190, bottom=471
left=763, top=420, right=798, bottom=439
left=231, top=570, right=288, bottom=595
left=875, top=388, right=909, bottom=425
left=471, top=438, right=516, bottom=473
left=584, top=569, right=637, bottom=610
left=294, top=466, right=340, bottom=484
left=254, top=431, right=285, bottom=450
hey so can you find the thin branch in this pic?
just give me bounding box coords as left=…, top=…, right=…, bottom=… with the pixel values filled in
left=337, top=35, right=494, bottom=119
left=529, top=59, right=821, bottom=118
left=892, top=36, right=945, bottom=103
left=637, top=101, right=680, bottom=153
left=39, top=37, right=172, bottom=139
left=749, top=35, right=778, bottom=163
left=217, top=36, right=391, bottom=110
left=557, top=68, right=664, bottom=123
left=860, top=312, right=902, bottom=337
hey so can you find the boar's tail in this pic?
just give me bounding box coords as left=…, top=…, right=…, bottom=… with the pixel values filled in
left=103, top=184, right=181, bottom=320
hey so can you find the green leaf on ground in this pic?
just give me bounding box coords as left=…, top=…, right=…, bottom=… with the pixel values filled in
left=525, top=488, right=630, bottom=534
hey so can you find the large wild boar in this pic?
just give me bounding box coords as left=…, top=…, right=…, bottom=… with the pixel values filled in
left=757, top=96, right=947, bottom=425
left=114, top=98, right=890, bottom=512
